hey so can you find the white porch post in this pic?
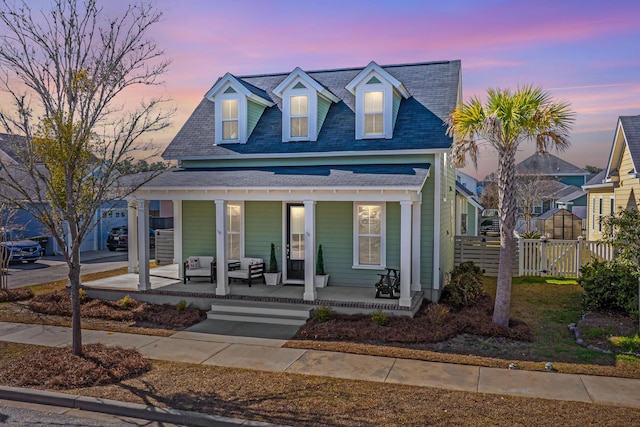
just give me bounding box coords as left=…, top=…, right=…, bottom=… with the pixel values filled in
left=173, top=200, right=183, bottom=279
left=136, top=198, right=150, bottom=291
left=303, top=200, right=316, bottom=301
left=127, top=200, right=138, bottom=273
left=411, top=200, right=422, bottom=291
left=399, top=200, right=412, bottom=307
left=215, top=199, right=229, bottom=295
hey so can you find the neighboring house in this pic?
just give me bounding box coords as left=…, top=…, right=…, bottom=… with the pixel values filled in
left=515, top=153, right=588, bottom=216
left=132, top=60, right=462, bottom=306
left=0, top=133, right=162, bottom=253
left=455, top=170, right=482, bottom=236
left=583, top=115, right=640, bottom=241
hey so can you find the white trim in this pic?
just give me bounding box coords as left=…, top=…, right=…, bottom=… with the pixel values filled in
left=345, top=61, right=410, bottom=99
left=282, top=91, right=315, bottom=142
left=433, top=153, right=441, bottom=290
left=127, top=200, right=138, bottom=274
left=173, top=200, right=183, bottom=278
left=399, top=200, right=412, bottom=307
left=226, top=201, right=244, bottom=261
left=273, top=67, right=339, bottom=102
left=215, top=199, right=229, bottom=295
left=215, top=87, right=246, bottom=144
left=303, top=200, right=316, bottom=301
left=206, top=73, right=274, bottom=107
left=354, top=80, right=393, bottom=140
left=136, top=199, right=150, bottom=291
left=411, top=200, right=421, bottom=291
left=353, top=202, right=386, bottom=269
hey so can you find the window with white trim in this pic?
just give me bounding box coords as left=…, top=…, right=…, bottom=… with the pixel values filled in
left=221, top=99, right=239, bottom=141
left=364, top=91, right=383, bottom=136
left=354, top=203, right=385, bottom=267
left=591, top=196, right=596, bottom=231
left=532, top=201, right=543, bottom=215
left=290, top=95, right=308, bottom=138
left=610, top=196, right=615, bottom=237
left=227, top=203, right=243, bottom=261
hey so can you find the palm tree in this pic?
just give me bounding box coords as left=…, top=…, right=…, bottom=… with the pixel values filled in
left=446, top=86, right=574, bottom=327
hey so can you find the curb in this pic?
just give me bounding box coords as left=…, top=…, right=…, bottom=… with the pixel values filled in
left=0, top=386, right=291, bottom=427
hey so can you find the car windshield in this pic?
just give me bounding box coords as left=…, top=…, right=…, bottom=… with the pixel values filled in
left=111, top=228, right=127, bottom=235
left=2, top=231, right=24, bottom=241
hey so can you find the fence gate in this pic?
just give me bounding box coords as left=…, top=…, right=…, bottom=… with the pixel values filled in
left=455, top=236, right=613, bottom=278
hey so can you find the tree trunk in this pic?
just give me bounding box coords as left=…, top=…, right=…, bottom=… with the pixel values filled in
left=68, top=227, right=83, bottom=356
left=494, top=147, right=517, bottom=327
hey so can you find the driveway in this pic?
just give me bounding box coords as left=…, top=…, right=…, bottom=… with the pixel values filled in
left=2, top=250, right=138, bottom=289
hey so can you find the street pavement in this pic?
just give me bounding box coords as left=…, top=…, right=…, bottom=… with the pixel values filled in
left=0, top=320, right=640, bottom=427
left=3, top=250, right=129, bottom=289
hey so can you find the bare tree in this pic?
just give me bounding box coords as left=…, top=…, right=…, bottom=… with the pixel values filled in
left=0, top=0, right=172, bottom=355
left=0, top=201, right=19, bottom=289
left=515, top=175, right=558, bottom=233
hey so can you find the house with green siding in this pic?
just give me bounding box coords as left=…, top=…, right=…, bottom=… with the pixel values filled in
left=130, top=60, right=461, bottom=308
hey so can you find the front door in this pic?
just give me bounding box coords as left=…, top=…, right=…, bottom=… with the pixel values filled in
left=286, top=204, right=305, bottom=281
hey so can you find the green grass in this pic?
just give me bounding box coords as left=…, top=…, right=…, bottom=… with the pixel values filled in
left=484, top=275, right=615, bottom=365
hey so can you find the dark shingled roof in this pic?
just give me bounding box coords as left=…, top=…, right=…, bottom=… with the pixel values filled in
left=163, top=60, right=461, bottom=160
left=144, top=163, right=430, bottom=190
left=584, top=170, right=607, bottom=186
left=620, top=115, right=640, bottom=169
left=0, top=133, right=27, bottom=163
left=516, top=153, right=588, bottom=176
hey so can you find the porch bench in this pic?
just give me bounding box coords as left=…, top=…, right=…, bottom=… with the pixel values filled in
left=183, top=256, right=216, bottom=284
left=375, top=268, right=400, bottom=298
left=228, top=257, right=265, bottom=287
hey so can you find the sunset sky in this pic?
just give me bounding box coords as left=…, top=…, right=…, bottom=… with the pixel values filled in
left=8, top=0, right=640, bottom=179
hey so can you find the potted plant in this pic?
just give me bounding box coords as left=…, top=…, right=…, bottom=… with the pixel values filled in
left=263, top=243, right=281, bottom=285
left=314, top=244, right=330, bottom=287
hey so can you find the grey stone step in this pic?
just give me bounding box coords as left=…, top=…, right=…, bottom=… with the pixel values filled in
left=208, top=300, right=311, bottom=326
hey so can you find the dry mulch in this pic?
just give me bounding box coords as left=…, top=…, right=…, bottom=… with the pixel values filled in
left=0, top=343, right=151, bottom=389
left=295, top=296, right=532, bottom=344
left=27, top=289, right=205, bottom=328
left=0, top=288, right=34, bottom=302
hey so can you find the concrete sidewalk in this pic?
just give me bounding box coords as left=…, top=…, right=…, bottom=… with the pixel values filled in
left=1, top=321, right=639, bottom=410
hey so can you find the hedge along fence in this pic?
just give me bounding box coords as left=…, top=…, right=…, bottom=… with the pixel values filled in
left=455, top=236, right=613, bottom=278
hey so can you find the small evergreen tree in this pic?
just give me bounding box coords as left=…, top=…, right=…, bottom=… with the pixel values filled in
left=268, top=243, right=278, bottom=273
left=316, top=244, right=325, bottom=275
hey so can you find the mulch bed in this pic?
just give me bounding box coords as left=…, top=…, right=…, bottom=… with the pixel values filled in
left=294, top=296, right=532, bottom=344
left=0, top=288, right=34, bottom=303
left=0, top=343, right=151, bottom=389
left=27, top=289, right=206, bottom=328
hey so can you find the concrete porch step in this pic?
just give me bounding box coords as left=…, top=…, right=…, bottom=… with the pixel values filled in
left=208, top=300, right=312, bottom=326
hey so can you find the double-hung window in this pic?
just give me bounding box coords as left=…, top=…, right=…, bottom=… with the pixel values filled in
left=598, top=197, right=603, bottom=233
left=227, top=203, right=243, bottom=261
left=290, top=95, right=308, bottom=138
left=364, top=91, right=384, bottom=136
left=221, top=99, right=239, bottom=141
left=354, top=203, right=385, bottom=267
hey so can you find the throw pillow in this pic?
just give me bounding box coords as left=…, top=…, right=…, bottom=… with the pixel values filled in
left=188, top=257, right=200, bottom=269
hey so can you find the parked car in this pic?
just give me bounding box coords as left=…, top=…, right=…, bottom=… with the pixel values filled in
left=106, top=226, right=155, bottom=251
left=0, top=231, right=42, bottom=264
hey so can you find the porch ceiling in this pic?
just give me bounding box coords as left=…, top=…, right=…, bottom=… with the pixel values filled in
left=135, top=163, right=430, bottom=202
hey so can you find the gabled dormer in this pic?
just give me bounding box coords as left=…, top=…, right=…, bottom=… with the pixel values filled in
left=206, top=73, right=274, bottom=145
left=345, top=61, right=410, bottom=140
left=273, top=67, right=339, bottom=142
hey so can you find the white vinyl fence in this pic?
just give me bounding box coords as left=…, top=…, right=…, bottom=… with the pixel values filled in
left=455, top=236, right=613, bottom=278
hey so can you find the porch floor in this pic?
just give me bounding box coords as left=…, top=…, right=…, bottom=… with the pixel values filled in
left=82, top=264, right=424, bottom=316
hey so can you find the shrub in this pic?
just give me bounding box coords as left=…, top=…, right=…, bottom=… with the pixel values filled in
left=441, top=261, right=486, bottom=308
left=520, top=231, right=541, bottom=239
left=268, top=243, right=278, bottom=273
left=371, top=310, right=389, bottom=326
left=424, top=303, right=450, bottom=325
left=175, top=300, right=187, bottom=311
left=78, top=288, right=87, bottom=302
left=311, top=305, right=334, bottom=322
left=579, top=260, right=639, bottom=316
left=118, top=295, right=135, bottom=309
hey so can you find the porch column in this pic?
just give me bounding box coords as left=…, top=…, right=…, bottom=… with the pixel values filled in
left=303, top=200, right=316, bottom=301
left=136, top=198, right=150, bottom=291
left=411, top=200, right=422, bottom=291
left=127, top=200, right=138, bottom=273
left=173, top=200, right=183, bottom=279
left=215, top=199, right=229, bottom=295
left=399, top=200, right=412, bottom=307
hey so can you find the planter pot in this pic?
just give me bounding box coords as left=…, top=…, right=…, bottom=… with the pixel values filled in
left=264, top=272, right=281, bottom=286
left=314, top=274, right=330, bottom=288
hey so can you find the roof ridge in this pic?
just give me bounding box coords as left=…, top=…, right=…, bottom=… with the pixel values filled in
left=236, top=59, right=456, bottom=80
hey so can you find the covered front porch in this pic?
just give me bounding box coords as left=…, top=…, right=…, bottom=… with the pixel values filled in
left=82, top=264, right=424, bottom=316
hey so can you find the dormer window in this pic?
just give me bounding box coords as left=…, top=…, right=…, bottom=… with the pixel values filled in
left=206, top=73, right=274, bottom=145
left=221, top=99, right=239, bottom=140
left=274, top=67, right=339, bottom=143
left=346, top=61, right=411, bottom=141
left=290, top=95, right=308, bottom=138
left=364, top=90, right=384, bottom=136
